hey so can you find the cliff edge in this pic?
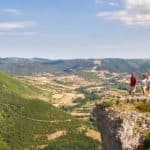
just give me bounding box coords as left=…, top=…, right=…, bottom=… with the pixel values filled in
left=96, top=97, right=150, bottom=150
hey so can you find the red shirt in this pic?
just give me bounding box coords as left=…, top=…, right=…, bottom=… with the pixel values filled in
left=130, top=75, right=137, bottom=87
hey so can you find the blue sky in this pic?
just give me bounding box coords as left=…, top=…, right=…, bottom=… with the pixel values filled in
left=0, top=0, right=150, bottom=59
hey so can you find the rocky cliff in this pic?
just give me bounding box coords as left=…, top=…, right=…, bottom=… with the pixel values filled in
left=96, top=98, right=150, bottom=150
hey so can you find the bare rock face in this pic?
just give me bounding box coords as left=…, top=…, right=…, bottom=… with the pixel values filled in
left=96, top=102, right=150, bottom=150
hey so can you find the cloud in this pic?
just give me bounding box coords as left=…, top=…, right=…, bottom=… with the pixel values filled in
left=97, top=0, right=150, bottom=26
left=2, top=8, right=21, bottom=15
left=0, top=21, right=37, bottom=31
left=108, top=2, right=118, bottom=6
left=96, top=0, right=118, bottom=6
left=0, top=31, right=38, bottom=36
left=96, top=0, right=103, bottom=4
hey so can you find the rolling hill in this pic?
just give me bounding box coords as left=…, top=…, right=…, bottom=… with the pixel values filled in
left=0, top=71, right=101, bottom=149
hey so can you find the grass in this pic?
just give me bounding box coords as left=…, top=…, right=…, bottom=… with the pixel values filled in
left=0, top=138, right=10, bottom=150
left=77, top=71, right=101, bottom=82
left=0, top=89, right=89, bottom=149
left=0, top=71, right=101, bottom=149
left=117, top=102, right=150, bottom=113
left=47, top=132, right=101, bottom=150
left=135, top=102, right=150, bottom=113
left=0, top=96, right=72, bottom=149
left=0, top=71, right=39, bottom=97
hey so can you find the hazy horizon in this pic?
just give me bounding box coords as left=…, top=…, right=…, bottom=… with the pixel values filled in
left=1, top=57, right=150, bottom=60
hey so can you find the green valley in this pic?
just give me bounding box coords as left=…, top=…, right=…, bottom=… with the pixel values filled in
left=0, top=71, right=101, bottom=149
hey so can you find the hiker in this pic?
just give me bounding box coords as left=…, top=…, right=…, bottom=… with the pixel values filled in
left=130, top=73, right=137, bottom=97
left=140, top=74, right=147, bottom=96
left=147, top=71, right=150, bottom=95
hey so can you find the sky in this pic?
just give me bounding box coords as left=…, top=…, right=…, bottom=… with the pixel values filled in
left=0, top=0, right=150, bottom=59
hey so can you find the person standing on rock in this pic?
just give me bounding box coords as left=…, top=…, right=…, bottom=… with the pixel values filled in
left=130, top=73, right=137, bottom=97
left=147, top=71, right=150, bottom=96
left=140, top=74, right=147, bottom=96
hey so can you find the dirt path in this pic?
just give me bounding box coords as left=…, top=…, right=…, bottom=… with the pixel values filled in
left=85, top=129, right=101, bottom=141
left=47, top=130, right=67, bottom=140
left=36, top=130, right=67, bottom=149
left=78, top=126, right=101, bottom=141
left=53, top=93, right=84, bottom=106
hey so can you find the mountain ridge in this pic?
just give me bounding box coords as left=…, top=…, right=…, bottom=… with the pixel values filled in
left=0, top=58, right=150, bottom=76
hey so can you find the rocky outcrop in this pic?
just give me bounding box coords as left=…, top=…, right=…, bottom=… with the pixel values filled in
left=119, top=97, right=150, bottom=103
left=96, top=101, right=150, bottom=150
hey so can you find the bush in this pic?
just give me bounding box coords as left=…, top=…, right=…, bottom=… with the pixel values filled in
left=135, top=102, right=150, bottom=113
left=0, top=139, right=10, bottom=150
left=47, top=132, right=101, bottom=150
left=143, top=133, right=150, bottom=149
